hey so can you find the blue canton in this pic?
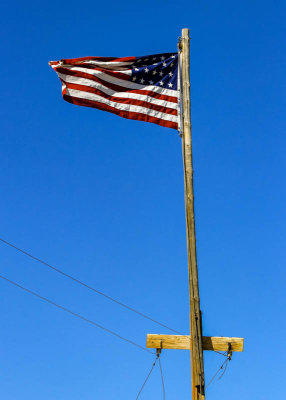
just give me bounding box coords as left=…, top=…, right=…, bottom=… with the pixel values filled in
left=130, top=53, right=178, bottom=90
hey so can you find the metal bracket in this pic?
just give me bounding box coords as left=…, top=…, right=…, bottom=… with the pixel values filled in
left=227, top=343, right=233, bottom=360
left=156, top=340, right=163, bottom=357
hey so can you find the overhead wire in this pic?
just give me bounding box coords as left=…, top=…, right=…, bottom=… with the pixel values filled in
left=135, top=354, right=159, bottom=399
left=206, top=351, right=232, bottom=389
left=0, top=239, right=235, bottom=395
left=2, top=267, right=168, bottom=394
left=158, top=356, right=165, bottom=400
left=217, top=358, right=229, bottom=380
left=0, top=237, right=182, bottom=335
left=0, top=273, right=154, bottom=355
left=213, top=350, right=229, bottom=357
left=135, top=348, right=165, bottom=400
left=206, top=358, right=228, bottom=388
left=135, top=350, right=165, bottom=400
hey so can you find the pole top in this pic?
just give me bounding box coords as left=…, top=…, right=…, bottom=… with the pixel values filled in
left=182, top=28, right=190, bottom=37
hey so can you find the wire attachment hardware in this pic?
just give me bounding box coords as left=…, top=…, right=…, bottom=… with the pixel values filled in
left=227, top=342, right=233, bottom=361
left=156, top=339, right=163, bottom=357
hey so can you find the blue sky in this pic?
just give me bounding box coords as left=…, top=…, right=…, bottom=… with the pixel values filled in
left=1, top=0, right=285, bottom=399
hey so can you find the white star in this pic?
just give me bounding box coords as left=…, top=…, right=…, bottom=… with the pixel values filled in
left=169, top=72, right=173, bottom=77
left=153, top=63, right=158, bottom=66
left=171, top=55, right=176, bottom=58
left=159, top=81, right=164, bottom=86
left=168, top=82, right=173, bottom=88
left=149, top=80, right=154, bottom=84
left=159, top=71, right=163, bottom=76
left=163, top=62, right=167, bottom=67
left=134, top=67, right=139, bottom=71
left=152, top=57, right=157, bottom=61
left=160, top=56, right=165, bottom=60
left=140, top=78, right=145, bottom=84
left=144, top=67, right=149, bottom=73
left=132, top=77, right=137, bottom=81
left=170, top=62, right=174, bottom=67
left=144, top=58, right=149, bottom=61
left=152, top=70, right=157, bottom=75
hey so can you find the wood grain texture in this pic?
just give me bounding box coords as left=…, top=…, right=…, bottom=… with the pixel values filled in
left=202, top=337, right=244, bottom=352
left=181, top=28, right=205, bottom=400
left=147, top=334, right=190, bottom=350
left=147, top=334, right=244, bottom=352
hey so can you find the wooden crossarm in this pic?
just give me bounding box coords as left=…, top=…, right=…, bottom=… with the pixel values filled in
left=147, top=334, right=244, bottom=352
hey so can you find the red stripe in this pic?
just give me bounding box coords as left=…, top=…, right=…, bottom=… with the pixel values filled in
left=64, top=82, right=178, bottom=116
left=55, top=65, right=130, bottom=81
left=60, top=56, right=136, bottom=64
left=130, top=88, right=178, bottom=103
left=63, top=94, right=178, bottom=130
left=55, top=67, right=179, bottom=104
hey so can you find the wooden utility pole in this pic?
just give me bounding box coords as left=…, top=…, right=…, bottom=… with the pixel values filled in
left=146, top=28, right=244, bottom=400
left=181, top=27, right=205, bottom=400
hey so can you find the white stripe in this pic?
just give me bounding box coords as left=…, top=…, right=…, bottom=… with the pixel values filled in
left=65, top=88, right=179, bottom=123
left=76, top=60, right=134, bottom=67
left=81, top=68, right=132, bottom=76
left=57, top=65, right=179, bottom=97
left=57, top=72, right=178, bottom=110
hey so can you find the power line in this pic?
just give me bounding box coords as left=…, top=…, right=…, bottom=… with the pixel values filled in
left=213, top=350, right=229, bottom=357
left=158, top=356, right=165, bottom=400
left=135, top=350, right=165, bottom=400
left=206, top=358, right=228, bottom=389
left=206, top=350, right=232, bottom=389
left=0, top=273, right=154, bottom=355
left=0, top=237, right=182, bottom=335
left=136, top=354, right=159, bottom=399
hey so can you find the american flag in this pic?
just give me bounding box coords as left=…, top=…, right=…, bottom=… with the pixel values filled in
left=49, top=52, right=180, bottom=130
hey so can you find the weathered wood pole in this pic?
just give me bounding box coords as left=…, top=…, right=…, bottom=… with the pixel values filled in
left=181, top=28, right=205, bottom=400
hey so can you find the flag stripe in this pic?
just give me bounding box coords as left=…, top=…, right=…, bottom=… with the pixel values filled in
left=55, top=65, right=131, bottom=81
left=57, top=73, right=178, bottom=110
left=63, top=87, right=179, bottom=123
left=64, top=82, right=178, bottom=116
left=50, top=52, right=180, bottom=130
left=63, top=65, right=132, bottom=79
left=60, top=56, right=136, bottom=64
left=62, top=62, right=134, bottom=71
left=54, top=65, right=178, bottom=97
left=55, top=68, right=179, bottom=103
left=63, top=93, right=178, bottom=129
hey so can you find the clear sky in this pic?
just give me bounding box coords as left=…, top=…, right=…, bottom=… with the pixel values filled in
left=1, top=0, right=285, bottom=399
